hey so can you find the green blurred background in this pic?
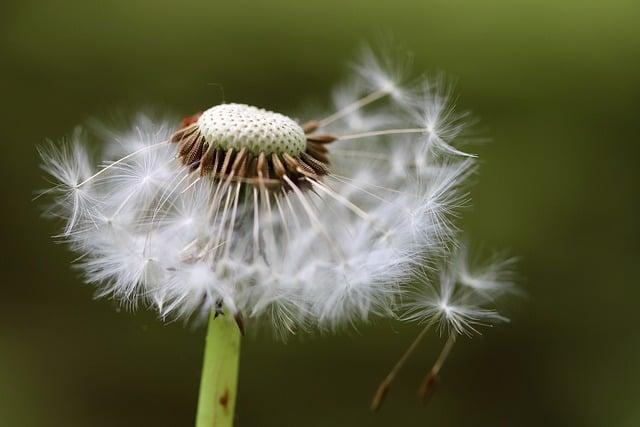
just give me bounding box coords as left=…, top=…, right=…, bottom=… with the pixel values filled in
left=1, top=1, right=639, bottom=426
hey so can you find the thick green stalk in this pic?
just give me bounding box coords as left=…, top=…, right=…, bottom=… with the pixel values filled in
left=195, top=313, right=241, bottom=427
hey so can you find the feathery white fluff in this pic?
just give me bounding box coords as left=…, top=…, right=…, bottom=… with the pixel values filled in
left=403, top=245, right=513, bottom=336
left=40, top=47, right=512, bottom=335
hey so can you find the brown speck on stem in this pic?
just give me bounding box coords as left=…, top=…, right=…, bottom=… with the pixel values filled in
left=219, top=389, right=229, bottom=410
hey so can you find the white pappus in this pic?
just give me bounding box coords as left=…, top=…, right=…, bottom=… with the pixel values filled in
left=39, top=48, right=514, bottom=346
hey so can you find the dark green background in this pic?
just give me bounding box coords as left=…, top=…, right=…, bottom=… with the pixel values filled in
left=1, top=1, right=638, bottom=426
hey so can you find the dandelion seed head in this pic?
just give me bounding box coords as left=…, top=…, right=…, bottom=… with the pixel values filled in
left=39, top=45, right=514, bottom=335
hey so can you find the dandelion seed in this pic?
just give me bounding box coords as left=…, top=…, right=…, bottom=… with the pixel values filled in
left=372, top=246, right=513, bottom=410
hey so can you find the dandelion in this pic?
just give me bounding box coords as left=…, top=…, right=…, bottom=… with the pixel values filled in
left=39, top=46, right=514, bottom=426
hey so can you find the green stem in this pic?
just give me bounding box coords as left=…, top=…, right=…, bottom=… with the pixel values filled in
left=195, top=313, right=241, bottom=427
